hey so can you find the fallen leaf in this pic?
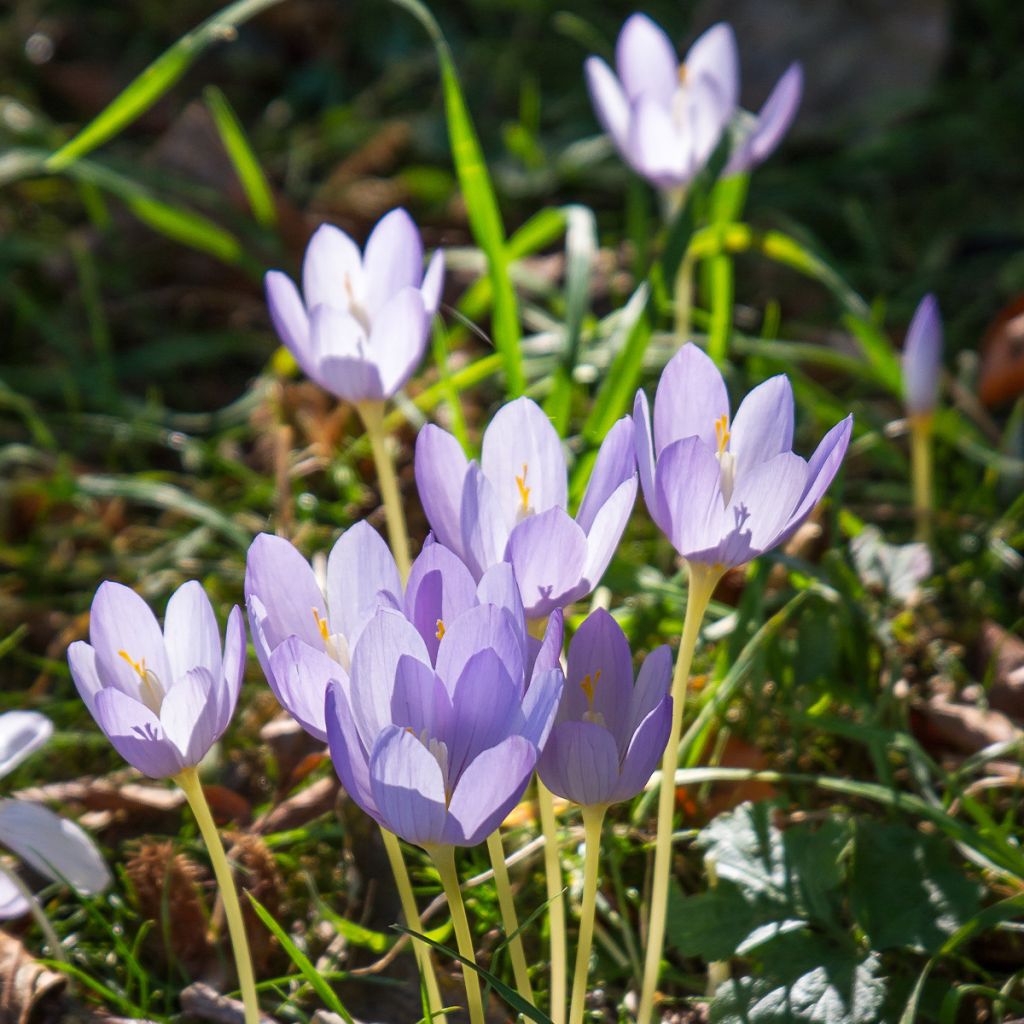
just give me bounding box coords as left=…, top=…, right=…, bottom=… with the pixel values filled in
left=0, top=929, right=66, bottom=1024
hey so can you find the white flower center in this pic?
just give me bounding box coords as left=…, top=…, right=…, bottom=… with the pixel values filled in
left=515, top=463, right=534, bottom=522
left=312, top=608, right=350, bottom=671
left=118, top=650, right=166, bottom=715
left=343, top=273, right=372, bottom=335
left=714, top=414, right=736, bottom=505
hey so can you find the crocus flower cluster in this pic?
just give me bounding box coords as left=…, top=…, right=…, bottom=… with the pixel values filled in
left=902, top=293, right=943, bottom=418
left=585, top=15, right=803, bottom=192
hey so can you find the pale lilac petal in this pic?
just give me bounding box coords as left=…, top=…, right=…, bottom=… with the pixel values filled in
left=611, top=696, right=673, bottom=803
left=370, top=287, right=429, bottom=398
left=460, top=464, right=509, bottom=579
left=268, top=636, right=344, bottom=741
left=633, top=390, right=660, bottom=524
left=390, top=655, right=451, bottom=741
left=537, top=721, right=619, bottom=806
left=309, top=304, right=383, bottom=403
left=580, top=475, right=637, bottom=592
left=265, top=271, right=314, bottom=375
left=505, top=508, right=588, bottom=620
left=0, top=873, right=28, bottom=918
left=727, top=61, right=803, bottom=175
left=628, top=645, right=673, bottom=739
left=903, top=294, right=942, bottom=415
left=0, top=800, right=110, bottom=895
left=729, top=375, right=795, bottom=480
left=529, top=609, right=564, bottom=682
left=681, top=72, right=731, bottom=170
left=217, top=606, right=245, bottom=738
left=369, top=726, right=448, bottom=847
left=577, top=416, right=637, bottom=533
left=68, top=642, right=103, bottom=717
left=363, top=209, right=424, bottom=319
left=421, top=249, right=445, bottom=318
left=160, top=667, right=217, bottom=767
left=628, top=98, right=688, bottom=189
left=481, top=398, right=568, bottom=528
left=415, top=425, right=470, bottom=557
left=436, top=603, right=524, bottom=697
left=584, top=56, right=631, bottom=150
left=326, top=521, right=402, bottom=649
left=406, top=543, right=478, bottom=663
left=653, top=344, right=730, bottom=454
left=93, top=688, right=183, bottom=779
left=0, top=712, right=52, bottom=780
left=325, top=681, right=377, bottom=818
left=163, top=581, right=221, bottom=684
left=302, top=223, right=364, bottom=314
left=444, top=735, right=536, bottom=846
left=684, top=22, right=739, bottom=119
left=520, top=666, right=564, bottom=751
left=615, top=13, right=679, bottom=105
left=654, top=436, right=727, bottom=558
left=730, top=450, right=808, bottom=554
left=780, top=415, right=854, bottom=538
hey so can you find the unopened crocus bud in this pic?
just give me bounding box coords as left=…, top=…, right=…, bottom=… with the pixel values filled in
left=902, top=294, right=943, bottom=418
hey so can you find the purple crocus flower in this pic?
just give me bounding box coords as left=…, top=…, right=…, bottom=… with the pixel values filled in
left=67, top=582, right=245, bottom=779
left=264, top=209, right=444, bottom=403
left=585, top=15, right=802, bottom=191
left=902, top=294, right=943, bottom=418
left=415, top=398, right=637, bottom=620
left=325, top=604, right=564, bottom=848
left=246, top=523, right=563, bottom=741
left=634, top=344, right=852, bottom=569
left=538, top=610, right=672, bottom=807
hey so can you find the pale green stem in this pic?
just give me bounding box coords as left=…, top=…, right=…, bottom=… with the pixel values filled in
left=910, top=412, right=934, bottom=545
left=636, top=563, right=721, bottom=1024
left=486, top=829, right=534, bottom=1005
left=673, top=251, right=696, bottom=349
left=0, top=859, right=65, bottom=963
left=175, top=767, right=260, bottom=1024
left=381, top=827, right=443, bottom=1017
left=357, top=399, right=412, bottom=581
left=430, top=845, right=485, bottom=1024
left=538, top=777, right=567, bottom=1024
left=568, top=805, right=607, bottom=1024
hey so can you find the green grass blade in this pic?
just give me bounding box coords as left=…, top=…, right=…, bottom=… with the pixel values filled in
left=204, top=85, right=277, bottom=228
left=45, top=0, right=286, bottom=172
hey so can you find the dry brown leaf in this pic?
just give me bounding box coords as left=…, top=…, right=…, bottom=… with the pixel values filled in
left=0, top=930, right=66, bottom=1024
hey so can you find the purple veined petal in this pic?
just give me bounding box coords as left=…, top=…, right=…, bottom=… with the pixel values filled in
left=628, top=97, right=688, bottom=190
left=268, top=636, right=344, bottom=741
left=577, top=416, right=637, bottom=533
left=325, top=680, right=378, bottom=819
left=444, top=734, right=536, bottom=847
left=302, top=223, right=365, bottom=315
left=217, top=606, right=246, bottom=740
left=369, top=725, right=448, bottom=848
left=460, top=463, right=509, bottom=580
left=584, top=56, right=631, bottom=151
left=362, top=209, right=425, bottom=319
left=520, top=666, right=564, bottom=751
left=415, top=424, right=470, bottom=558
left=653, top=344, right=730, bottom=455
left=683, top=22, right=739, bottom=120
left=580, top=474, right=637, bottom=593
left=421, top=249, right=445, bottom=318
left=390, top=655, right=452, bottom=742
left=309, top=304, right=385, bottom=403
left=727, top=61, right=803, bottom=175
left=93, top=688, right=183, bottom=779
left=163, top=581, right=222, bottom=685
left=349, top=608, right=431, bottom=752
left=370, top=287, right=429, bottom=399
left=160, top=667, right=217, bottom=768
left=529, top=608, right=564, bottom=683
left=0, top=712, right=52, bottom=780
left=506, top=507, right=589, bottom=620
left=627, top=645, right=673, bottom=742
left=903, top=294, right=943, bottom=416
left=90, top=582, right=172, bottom=704
left=537, top=720, right=620, bottom=807
left=0, top=872, right=29, bottom=919
left=477, top=561, right=528, bottom=669
left=265, top=272, right=314, bottom=376
left=778, top=414, right=854, bottom=541
left=729, top=450, right=808, bottom=554
left=406, top=542, right=479, bottom=663
left=481, top=398, right=568, bottom=528
left=435, top=603, right=524, bottom=697
left=68, top=642, right=103, bottom=718
left=615, top=13, right=679, bottom=106
left=326, top=521, right=403, bottom=651
left=610, top=695, right=673, bottom=803
left=653, top=435, right=726, bottom=559
left=728, top=375, right=795, bottom=480
left=0, top=800, right=111, bottom=895
left=633, top=390, right=661, bottom=525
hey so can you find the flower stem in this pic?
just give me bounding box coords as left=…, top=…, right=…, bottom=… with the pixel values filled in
left=0, top=859, right=65, bottom=963
left=636, top=563, right=720, bottom=1024
left=357, top=399, right=412, bottom=581
left=910, top=412, right=934, bottom=545
left=430, top=845, right=485, bottom=1024
left=175, top=767, right=260, bottom=1024
left=380, top=827, right=443, bottom=1017
left=568, top=805, right=607, bottom=1024
left=486, top=829, right=534, bottom=1005
left=537, top=778, right=567, bottom=1024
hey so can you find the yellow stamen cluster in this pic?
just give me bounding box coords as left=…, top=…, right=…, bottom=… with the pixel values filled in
left=515, top=463, right=532, bottom=514
left=714, top=414, right=731, bottom=455
left=118, top=649, right=146, bottom=677
left=118, top=649, right=165, bottom=714
left=580, top=669, right=602, bottom=708
left=313, top=608, right=331, bottom=646
left=435, top=618, right=446, bottom=641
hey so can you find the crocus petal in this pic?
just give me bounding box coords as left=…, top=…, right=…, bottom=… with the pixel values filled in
left=633, top=390, right=660, bottom=523
left=519, top=666, right=564, bottom=751
left=653, top=436, right=726, bottom=559
left=537, top=721, right=620, bottom=806
left=68, top=642, right=103, bottom=717
left=160, top=667, right=217, bottom=767
left=610, top=696, right=673, bottom=803
left=615, top=13, right=679, bottom=105
left=529, top=608, right=564, bottom=682
left=628, top=645, right=673, bottom=740
left=370, top=287, right=429, bottom=398
left=93, top=688, right=183, bottom=779
left=903, top=294, right=943, bottom=415
left=325, top=681, right=377, bottom=818
left=362, top=209, right=424, bottom=319
left=163, top=581, right=222, bottom=685
left=477, top=561, right=528, bottom=668
left=577, top=416, right=637, bottom=533
left=0, top=800, right=110, bottom=895
left=580, top=475, right=637, bottom=592
left=217, top=606, right=246, bottom=738
left=436, top=603, right=524, bottom=697
left=584, top=56, right=630, bottom=150
left=444, top=735, right=536, bottom=847
left=684, top=22, right=739, bottom=126
left=265, top=271, right=313, bottom=375
left=406, top=543, right=480, bottom=663
left=460, top=464, right=509, bottom=580
left=302, top=223, right=364, bottom=314
left=90, top=582, right=172, bottom=702
left=505, top=508, right=588, bottom=620
left=780, top=415, right=854, bottom=538
left=390, top=655, right=451, bottom=741
left=682, top=71, right=732, bottom=170
left=729, top=375, right=795, bottom=480
left=729, top=450, right=808, bottom=554
left=421, top=249, right=445, bottom=318
left=369, top=726, right=448, bottom=848
left=309, top=304, right=384, bottom=403
left=481, top=398, right=568, bottom=527
left=628, top=98, right=687, bottom=189
left=326, top=521, right=403, bottom=650
left=415, top=424, right=470, bottom=557
left=727, top=61, right=803, bottom=175
left=0, top=873, right=28, bottom=919
left=268, top=636, right=344, bottom=741
left=653, top=344, right=730, bottom=455
left=0, top=712, right=52, bottom=780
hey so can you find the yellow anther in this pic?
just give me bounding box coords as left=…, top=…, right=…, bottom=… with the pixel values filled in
left=678, top=62, right=687, bottom=83
left=714, top=414, right=731, bottom=455
left=515, top=463, right=532, bottom=513
left=435, top=618, right=446, bottom=641
left=312, top=608, right=331, bottom=645
left=580, top=669, right=602, bottom=709
left=118, top=650, right=146, bottom=678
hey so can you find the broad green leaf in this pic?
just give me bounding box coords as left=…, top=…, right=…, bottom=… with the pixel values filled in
left=667, top=879, right=780, bottom=962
